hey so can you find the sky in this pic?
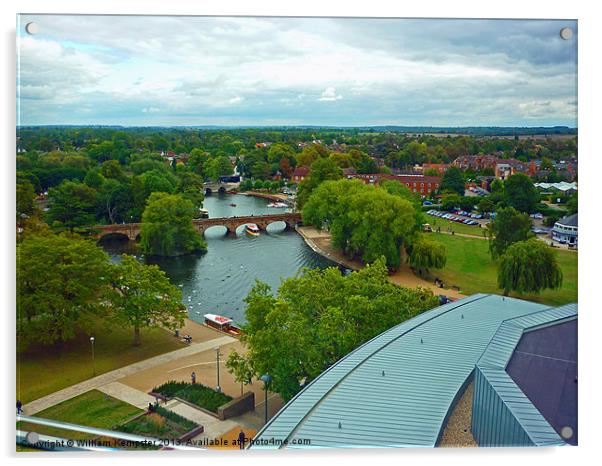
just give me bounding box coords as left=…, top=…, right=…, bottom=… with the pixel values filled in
left=16, top=15, right=578, bottom=127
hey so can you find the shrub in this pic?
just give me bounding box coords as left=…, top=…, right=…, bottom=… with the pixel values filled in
left=152, top=381, right=233, bottom=413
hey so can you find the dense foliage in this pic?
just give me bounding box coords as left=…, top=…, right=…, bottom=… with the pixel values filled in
left=302, top=178, right=444, bottom=270
left=498, top=239, right=563, bottom=295
left=228, top=259, right=439, bottom=401
left=108, top=255, right=185, bottom=345
left=140, top=192, right=207, bottom=257
left=487, top=207, right=534, bottom=259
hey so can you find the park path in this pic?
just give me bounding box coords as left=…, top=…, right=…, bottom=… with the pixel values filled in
left=23, top=335, right=235, bottom=415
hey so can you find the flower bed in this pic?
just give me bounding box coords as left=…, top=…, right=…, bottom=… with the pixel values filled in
left=152, top=381, right=233, bottom=414
left=118, top=406, right=197, bottom=439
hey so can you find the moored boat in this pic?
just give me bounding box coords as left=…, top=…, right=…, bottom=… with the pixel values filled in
left=245, top=223, right=260, bottom=236
left=203, top=313, right=242, bottom=336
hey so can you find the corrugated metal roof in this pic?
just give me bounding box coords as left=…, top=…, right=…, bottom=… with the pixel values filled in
left=250, top=294, right=548, bottom=449
left=475, top=303, right=577, bottom=446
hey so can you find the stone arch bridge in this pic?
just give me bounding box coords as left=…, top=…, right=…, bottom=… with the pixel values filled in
left=93, top=212, right=302, bottom=240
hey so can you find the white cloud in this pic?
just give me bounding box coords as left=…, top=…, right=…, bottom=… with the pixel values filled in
left=318, top=87, right=343, bottom=102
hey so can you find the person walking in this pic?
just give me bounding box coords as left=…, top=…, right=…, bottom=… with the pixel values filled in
left=16, top=400, right=22, bottom=415
left=191, top=371, right=196, bottom=384
left=238, top=429, right=246, bottom=449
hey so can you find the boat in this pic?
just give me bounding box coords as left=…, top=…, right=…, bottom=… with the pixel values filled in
left=245, top=223, right=260, bottom=236
left=267, top=201, right=288, bottom=208
left=229, top=203, right=237, bottom=207
left=198, top=208, right=209, bottom=218
left=203, top=314, right=242, bottom=337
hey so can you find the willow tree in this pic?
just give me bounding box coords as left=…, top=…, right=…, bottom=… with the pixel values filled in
left=497, top=239, right=563, bottom=296
left=409, top=237, right=447, bottom=276
left=140, top=192, right=207, bottom=257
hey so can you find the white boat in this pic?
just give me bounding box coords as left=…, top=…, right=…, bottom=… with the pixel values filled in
left=245, top=223, right=260, bottom=236
left=267, top=201, right=288, bottom=208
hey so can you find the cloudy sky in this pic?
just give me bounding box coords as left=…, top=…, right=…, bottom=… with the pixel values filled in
left=17, top=15, right=577, bottom=127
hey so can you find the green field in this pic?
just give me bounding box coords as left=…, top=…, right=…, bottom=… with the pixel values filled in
left=17, top=390, right=142, bottom=442
left=431, top=233, right=577, bottom=306
left=17, top=319, right=184, bottom=404
left=426, top=216, right=489, bottom=237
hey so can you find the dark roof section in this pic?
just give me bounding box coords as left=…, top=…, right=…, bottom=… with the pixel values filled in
left=507, top=320, right=578, bottom=445
left=557, top=213, right=578, bottom=227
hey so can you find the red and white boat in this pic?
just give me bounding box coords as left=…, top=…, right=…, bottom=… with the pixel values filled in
left=245, top=223, right=260, bottom=236
left=203, top=313, right=242, bottom=336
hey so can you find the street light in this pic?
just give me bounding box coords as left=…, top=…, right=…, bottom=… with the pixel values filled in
left=260, top=374, right=272, bottom=425
left=215, top=347, right=222, bottom=393
left=90, top=336, right=96, bottom=377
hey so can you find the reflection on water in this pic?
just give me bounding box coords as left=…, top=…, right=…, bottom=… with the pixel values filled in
left=102, top=193, right=334, bottom=324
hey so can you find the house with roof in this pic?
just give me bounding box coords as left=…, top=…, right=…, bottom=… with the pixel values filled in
left=292, top=166, right=310, bottom=183
left=552, top=213, right=578, bottom=247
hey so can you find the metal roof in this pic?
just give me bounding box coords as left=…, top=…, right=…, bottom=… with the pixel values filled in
left=474, top=303, right=577, bottom=446
left=250, top=294, right=549, bottom=449
left=556, top=213, right=578, bottom=228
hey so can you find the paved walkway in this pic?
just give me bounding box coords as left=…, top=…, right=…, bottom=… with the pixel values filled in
left=23, top=335, right=235, bottom=415
left=97, top=382, right=156, bottom=410
left=164, top=399, right=239, bottom=440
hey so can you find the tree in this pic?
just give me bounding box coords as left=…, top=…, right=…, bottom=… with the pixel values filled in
left=206, top=156, right=233, bottom=181
left=504, top=173, right=538, bottom=213
left=304, top=179, right=418, bottom=269
left=566, top=192, right=578, bottom=215
left=108, top=255, right=184, bottom=345
left=441, top=193, right=462, bottom=212
left=176, top=172, right=205, bottom=208
left=477, top=197, right=494, bottom=215
left=226, top=351, right=255, bottom=396
left=487, top=207, right=534, bottom=258
left=17, top=234, right=110, bottom=347
left=17, top=180, right=37, bottom=222
left=408, top=237, right=447, bottom=276
left=140, top=192, right=207, bottom=257
left=46, top=180, right=98, bottom=232
left=497, top=239, right=563, bottom=296
left=296, top=157, right=343, bottom=208
left=440, top=166, right=465, bottom=196
left=233, top=259, right=438, bottom=401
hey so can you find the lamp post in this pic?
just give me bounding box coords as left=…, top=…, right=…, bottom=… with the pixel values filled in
left=260, top=374, right=272, bottom=425
left=215, top=347, right=222, bottom=393
left=90, top=336, right=96, bottom=377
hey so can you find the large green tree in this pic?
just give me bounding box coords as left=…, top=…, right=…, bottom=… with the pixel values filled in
left=140, top=192, right=207, bottom=257
left=228, top=259, right=438, bottom=401
left=408, top=237, right=447, bottom=276
left=46, top=180, right=98, bottom=232
left=108, top=255, right=184, bottom=345
left=205, top=156, right=233, bottom=181
left=17, top=234, right=111, bottom=347
left=440, top=166, right=465, bottom=196
left=17, top=180, right=37, bottom=222
left=296, top=157, right=343, bottom=208
left=497, top=238, right=563, bottom=296
left=504, top=173, right=539, bottom=213
left=487, top=207, right=534, bottom=259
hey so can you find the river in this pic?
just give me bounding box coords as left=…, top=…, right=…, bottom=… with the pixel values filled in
left=102, top=193, right=334, bottom=325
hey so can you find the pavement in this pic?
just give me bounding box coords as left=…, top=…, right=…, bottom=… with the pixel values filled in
left=23, top=334, right=235, bottom=415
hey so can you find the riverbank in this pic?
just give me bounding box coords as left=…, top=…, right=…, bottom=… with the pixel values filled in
left=296, top=226, right=466, bottom=300
left=242, top=191, right=291, bottom=203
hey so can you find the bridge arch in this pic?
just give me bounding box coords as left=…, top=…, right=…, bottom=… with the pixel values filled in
left=97, top=232, right=131, bottom=243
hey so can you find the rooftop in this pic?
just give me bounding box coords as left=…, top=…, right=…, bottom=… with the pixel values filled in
left=250, top=294, right=550, bottom=449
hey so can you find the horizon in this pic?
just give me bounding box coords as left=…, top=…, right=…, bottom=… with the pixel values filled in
left=17, top=16, right=577, bottom=127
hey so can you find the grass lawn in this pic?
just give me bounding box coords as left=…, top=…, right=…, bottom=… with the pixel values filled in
left=430, top=233, right=577, bottom=306
left=17, top=390, right=142, bottom=441
left=426, top=216, right=489, bottom=237
left=17, top=319, right=185, bottom=403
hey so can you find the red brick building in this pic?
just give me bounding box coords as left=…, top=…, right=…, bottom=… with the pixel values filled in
left=292, top=166, right=310, bottom=183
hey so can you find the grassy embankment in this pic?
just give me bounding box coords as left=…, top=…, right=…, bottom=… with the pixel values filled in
left=17, top=390, right=142, bottom=441
left=430, top=233, right=577, bottom=306
left=426, top=216, right=489, bottom=237
left=17, top=320, right=185, bottom=404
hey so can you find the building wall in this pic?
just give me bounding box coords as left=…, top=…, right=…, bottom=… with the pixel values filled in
left=471, top=367, right=535, bottom=447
